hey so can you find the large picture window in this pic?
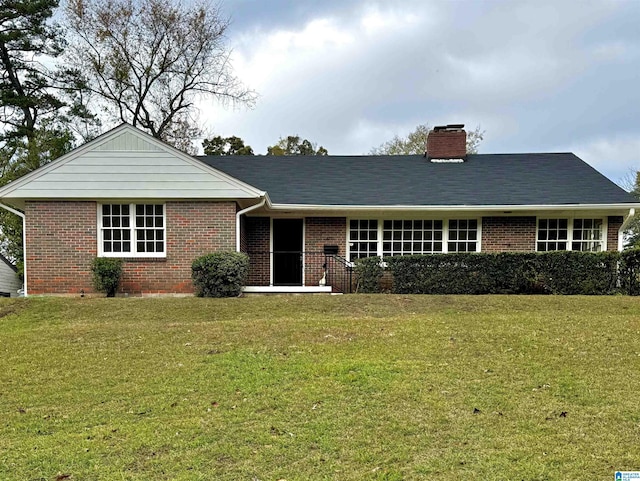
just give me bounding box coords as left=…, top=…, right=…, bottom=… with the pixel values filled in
left=100, top=204, right=165, bottom=257
left=537, top=218, right=604, bottom=252
left=382, top=220, right=444, bottom=256
left=348, top=218, right=480, bottom=259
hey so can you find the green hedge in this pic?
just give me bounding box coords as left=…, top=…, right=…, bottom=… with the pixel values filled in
left=384, top=251, right=623, bottom=295
left=354, top=256, right=384, bottom=293
left=192, top=252, right=249, bottom=297
left=620, top=248, right=640, bottom=296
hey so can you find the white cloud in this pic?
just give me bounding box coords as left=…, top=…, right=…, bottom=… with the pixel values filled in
left=199, top=0, right=640, bottom=182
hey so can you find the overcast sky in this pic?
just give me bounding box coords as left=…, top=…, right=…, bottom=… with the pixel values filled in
left=199, top=0, right=640, bottom=185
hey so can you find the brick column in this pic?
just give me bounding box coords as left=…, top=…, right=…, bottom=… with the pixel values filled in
left=607, top=216, right=624, bottom=251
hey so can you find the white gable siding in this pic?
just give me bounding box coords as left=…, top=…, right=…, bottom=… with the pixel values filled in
left=96, top=131, right=164, bottom=152
left=1, top=128, right=262, bottom=201
left=0, top=261, right=21, bottom=297
left=11, top=151, right=255, bottom=199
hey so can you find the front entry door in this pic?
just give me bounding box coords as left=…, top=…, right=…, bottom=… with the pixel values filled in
left=273, top=219, right=303, bottom=285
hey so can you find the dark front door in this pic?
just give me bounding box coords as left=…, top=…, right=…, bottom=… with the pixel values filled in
left=273, top=219, right=303, bottom=285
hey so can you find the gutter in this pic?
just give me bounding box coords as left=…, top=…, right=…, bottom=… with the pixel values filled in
left=0, top=203, right=27, bottom=297
left=236, top=198, right=266, bottom=252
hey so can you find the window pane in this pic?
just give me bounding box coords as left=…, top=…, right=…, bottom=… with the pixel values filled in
left=448, top=219, right=478, bottom=253
left=538, top=218, right=570, bottom=252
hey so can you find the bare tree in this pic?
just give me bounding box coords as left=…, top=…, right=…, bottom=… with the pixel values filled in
left=370, top=124, right=484, bottom=155
left=64, top=0, right=255, bottom=152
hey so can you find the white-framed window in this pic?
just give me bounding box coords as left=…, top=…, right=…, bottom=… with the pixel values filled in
left=99, top=204, right=166, bottom=257
left=382, top=220, right=444, bottom=256
left=536, top=218, right=604, bottom=252
left=447, top=219, right=478, bottom=252
left=348, top=219, right=378, bottom=261
left=571, top=218, right=603, bottom=252
left=347, top=218, right=480, bottom=259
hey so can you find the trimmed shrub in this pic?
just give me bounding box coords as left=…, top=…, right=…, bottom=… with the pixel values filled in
left=91, top=257, right=123, bottom=297
left=385, top=251, right=620, bottom=295
left=620, top=248, right=640, bottom=296
left=192, top=251, right=249, bottom=297
left=354, top=256, right=383, bottom=293
left=534, top=251, right=619, bottom=295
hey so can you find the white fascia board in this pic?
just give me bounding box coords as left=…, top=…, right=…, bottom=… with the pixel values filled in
left=0, top=124, right=265, bottom=200
left=267, top=203, right=640, bottom=212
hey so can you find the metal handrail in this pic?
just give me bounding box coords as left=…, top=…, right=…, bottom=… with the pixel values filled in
left=245, top=250, right=354, bottom=293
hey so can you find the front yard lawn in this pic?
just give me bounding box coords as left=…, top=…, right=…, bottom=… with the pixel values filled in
left=1, top=295, right=639, bottom=480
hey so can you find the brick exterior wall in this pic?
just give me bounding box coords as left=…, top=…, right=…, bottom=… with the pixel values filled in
left=607, top=216, right=623, bottom=251
left=304, top=217, right=346, bottom=286
left=25, top=204, right=625, bottom=295
left=26, top=201, right=236, bottom=295
left=26, top=201, right=98, bottom=295
left=481, top=216, right=537, bottom=252
left=244, top=217, right=270, bottom=286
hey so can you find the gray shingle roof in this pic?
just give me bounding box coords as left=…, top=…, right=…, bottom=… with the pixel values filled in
left=199, top=153, right=637, bottom=206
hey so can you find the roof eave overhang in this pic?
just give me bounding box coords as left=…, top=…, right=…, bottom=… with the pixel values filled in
left=266, top=203, right=640, bottom=212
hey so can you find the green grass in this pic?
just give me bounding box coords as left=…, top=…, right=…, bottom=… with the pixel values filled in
left=1, top=295, right=639, bottom=480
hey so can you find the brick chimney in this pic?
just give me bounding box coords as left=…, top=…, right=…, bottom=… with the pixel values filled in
left=426, top=124, right=467, bottom=161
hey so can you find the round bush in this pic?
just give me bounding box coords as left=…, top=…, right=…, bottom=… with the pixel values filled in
left=192, top=251, right=250, bottom=297
left=91, top=257, right=123, bottom=297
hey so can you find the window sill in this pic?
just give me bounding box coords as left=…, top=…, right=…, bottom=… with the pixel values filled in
left=121, top=257, right=167, bottom=263
left=98, top=256, right=167, bottom=262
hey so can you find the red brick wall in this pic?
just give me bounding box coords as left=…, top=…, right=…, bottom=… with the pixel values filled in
left=26, top=201, right=97, bottom=295
left=607, top=216, right=623, bottom=251
left=245, top=217, right=270, bottom=286
left=26, top=201, right=237, bottom=295
left=482, top=216, right=536, bottom=252
left=304, top=217, right=346, bottom=286
left=427, top=129, right=466, bottom=158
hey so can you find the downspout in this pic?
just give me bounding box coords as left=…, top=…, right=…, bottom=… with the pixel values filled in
left=0, top=203, right=27, bottom=296
left=236, top=198, right=266, bottom=252
left=620, top=208, right=635, bottom=251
